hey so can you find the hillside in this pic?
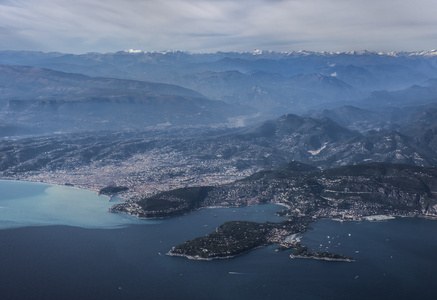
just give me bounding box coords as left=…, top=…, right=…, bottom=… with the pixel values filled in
left=111, top=162, right=437, bottom=219
left=0, top=65, right=254, bottom=134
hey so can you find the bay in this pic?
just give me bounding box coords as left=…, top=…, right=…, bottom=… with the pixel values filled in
left=0, top=180, right=436, bottom=299
left=0, top=180, right=148, bottom=229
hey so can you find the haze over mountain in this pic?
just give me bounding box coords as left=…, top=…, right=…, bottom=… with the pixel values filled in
left=1, top=50, right=437, bottom=177
left=1, top=47, right=437, bottom=299
left=1, top=49, right=437, bottom=134
left=2, top=0, right=437, bottom=298
left=0, top=64, right=254, bottom=134
left=1, top=49, right=437, bottom=239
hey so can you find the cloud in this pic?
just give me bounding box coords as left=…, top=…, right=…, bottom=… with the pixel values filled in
left=0, top=0, right=436, bottom=53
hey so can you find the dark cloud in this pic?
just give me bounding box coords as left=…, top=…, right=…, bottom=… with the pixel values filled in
left=0, top=0, right=436, bottom=53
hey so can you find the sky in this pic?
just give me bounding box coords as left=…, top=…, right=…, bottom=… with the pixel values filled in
left=0, top=0, right=436, bottom=54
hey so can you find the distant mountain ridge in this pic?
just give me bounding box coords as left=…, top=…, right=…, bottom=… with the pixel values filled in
left=1, top=49, right=437, bottom=265
left=0, top=64, right=205, bottom=101
left=0, top=65, right=254, bottom=133
left=1, top=50, right=436, bottom=117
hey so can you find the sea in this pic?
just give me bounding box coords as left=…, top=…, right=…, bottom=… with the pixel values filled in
left=0, top=180, right=436, bottom=300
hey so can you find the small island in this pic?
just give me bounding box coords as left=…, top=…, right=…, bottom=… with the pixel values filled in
left=291, top=245, right=354, bottom=262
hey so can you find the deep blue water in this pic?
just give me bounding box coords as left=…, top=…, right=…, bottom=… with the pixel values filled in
left=1, top=181, right=437, bottom=299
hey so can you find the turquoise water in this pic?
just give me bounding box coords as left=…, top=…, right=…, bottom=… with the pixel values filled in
left=0, top=180, right=148, bottom=229
left=0, top=180, right=282, bottom=229
left=0, top=180, right=436, bottom=299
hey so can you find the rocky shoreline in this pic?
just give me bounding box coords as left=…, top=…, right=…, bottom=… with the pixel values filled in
left=290, top=245, right=354, bottom=262
left=290, top=255, right=354, bottom=262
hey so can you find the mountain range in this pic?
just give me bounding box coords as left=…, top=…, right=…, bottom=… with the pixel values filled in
left=0, top=64, right=253, bottom=134
left=1, top=50, right=437, bottom=123
left=1, top=49, right=437, bottom=259
left=0, top=49, right=437, bottom=207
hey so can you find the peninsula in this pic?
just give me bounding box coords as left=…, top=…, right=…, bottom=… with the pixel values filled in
left=112, top=162, right=437, bottom=260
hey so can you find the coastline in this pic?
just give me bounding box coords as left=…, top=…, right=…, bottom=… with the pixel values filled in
left=3, top=177, right=433, bottom=225
left=111, top=202, right=285, bottom=221
left=2, top=178, right=437, bottom=262
left=0, top=177, right=101, bottom=194
left=290, top=255, right=354, bottom=262
left=0, top=178, right=113, bottom=202
left=167, top=244, right=268, bottom=261
left=362, top=215, right=396, bottom=221
left=0, top=179, right=147, bottom=230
